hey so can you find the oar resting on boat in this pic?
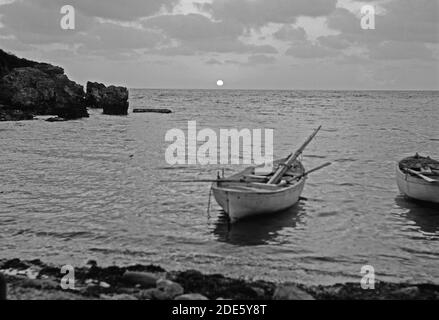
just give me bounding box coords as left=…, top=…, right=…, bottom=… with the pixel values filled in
left=268, top=126, right=321, bottom=184
left=406, top=168, right=438, bottom=183
left=161, top=162, right=331, bottom=185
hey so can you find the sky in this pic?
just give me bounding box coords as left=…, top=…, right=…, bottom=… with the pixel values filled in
left=0, top=0, right=438, bottom=90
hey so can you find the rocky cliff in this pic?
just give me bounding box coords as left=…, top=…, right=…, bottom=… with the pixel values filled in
left=85, top=81, right=129, bottom=115
left=0, top=49, right=88, bottom=120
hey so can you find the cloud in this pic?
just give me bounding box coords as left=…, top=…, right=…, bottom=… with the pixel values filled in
left=0, top=0, right=436, bottom=89
left=144, top=13, right=278, bottom=54
left=327, top=1, right=439, bottom=44
left=32, top=0, right=179, bottom=21
left=0, top=34, right=33, bottom=51
left=204, top=54, right=276, bottom=66
left=326, top=7, right=362, bottom=36
left=286, top=42, right=336, bottom=59
left=79, top=23, right=164, bottom=51
left=198, top=0, right=337, bottom=27
left=273, top=25, right=307, bottom=42
left=0, top=0, right=95, bottom=44
left=371, top=63, right=439, bottom=89
left=247, top=54, right=276, bottom=64
left=321, top=1, right=438, bottom=63
left=145, top=13, right=243, bottom=40
left=205, top=58, right=222, bottom=65
left=317, top=35, right=351, bottom=50
left=368, top=41, right=435, bottom=60
left=151, top=40, right=278, bottom=55
left=0, top=0, right=180, bottom=46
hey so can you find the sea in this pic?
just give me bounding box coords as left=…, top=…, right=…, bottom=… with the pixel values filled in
left=1, top=89, right=438, bottom=285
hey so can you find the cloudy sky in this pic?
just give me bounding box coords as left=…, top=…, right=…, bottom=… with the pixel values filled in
left=0, top=0, right=438, bottom=89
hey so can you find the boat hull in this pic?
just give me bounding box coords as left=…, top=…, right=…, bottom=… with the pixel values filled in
left=396, top=165, right=439, bottom=204
left=212, top=178, right=306, bottom=223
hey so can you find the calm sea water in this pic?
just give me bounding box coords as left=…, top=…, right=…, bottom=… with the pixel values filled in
left=1, top=90, right=438, bottom=285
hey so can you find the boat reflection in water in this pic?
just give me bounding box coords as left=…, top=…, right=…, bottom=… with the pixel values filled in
left=395, top=195, right=439, bottom=236
left=211, top=201, right=306, bottom=246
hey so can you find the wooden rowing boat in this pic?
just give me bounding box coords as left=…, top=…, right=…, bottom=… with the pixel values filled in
left=162, top=126, right=328, bottom=223
left=211, top=126, right=329, bottom=223
left=211, top=158, right=306, bottom=223
left=396, top=155, right=439, bottom=204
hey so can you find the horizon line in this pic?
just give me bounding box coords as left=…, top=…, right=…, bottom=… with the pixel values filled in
left=128, top=87, right=439, bottom=91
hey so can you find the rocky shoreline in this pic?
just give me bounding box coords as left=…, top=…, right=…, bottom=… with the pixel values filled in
left=0, top=49, right=128, bottom=121
left=1, top=258, right=438, bottom=300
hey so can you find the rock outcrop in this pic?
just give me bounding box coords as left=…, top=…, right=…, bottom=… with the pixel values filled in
left=175, top=293, right=208, bottom=300
left=0, top=273, right=6, bottom=300
left=84, top=81, right=106, bottom=108
left=3, top=258, right=439, bottom=300
left=0, top=49, right=88, bottom=120
left=121, top=271, right=158, bottom=289
left=85, top=81, right=129, bottom=115
left=272, top=283, right=315, bottom=300
left=133, top=108, right=172, bottom=114
left=0, top=106, right=34, bottom=121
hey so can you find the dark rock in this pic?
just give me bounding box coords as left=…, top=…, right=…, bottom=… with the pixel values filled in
left=136, top=288, right=164, bottom=300
left=84, top=81, right=106, bottom=108
left=46, top=116, right=67, bottom=122
left=100, top=293, right=137, bottom=300
left=21, top=279, right=59, bottom=290
left=102, top=86, right=128, bottom=115
left=1, top=258, right=29, bottom=270
left=250, top=286, right=266, bottom=298
left=85, top=81, right=129, bottom=115
left=272, top=283, right=315, bottom=300
left=175, top=293, right=208, bottom=300
left=125, top=264, right=165, bottom=273
left=86, top=260, right=98, bottom=267
left=38, top=266, right=61, bottom=278
left=0, top=49, right=38, bottom=77
left=173, top=270, right=274, bottom=300
left=115, top=287, right=139, bottom=295
left=136, top=281, right=184, bottom=300
left=0, top=49, right=88, bottom=120
left=81, top=284, right=103, bottom=297
left=133, top=108, right=172, bottom=114
left=0, top=273, right=6, bottom=300
left=35, top=63, right=64, bottom=77
left=0, top=106, right=33, bottom=121
left=391, top=286, right=421, bottom=299
left=28, top=259, right=44, bottom=267
left=122, top=271, right=158, bottom=289
left=156, top=279, right=184, bottom=299
left=81, top=265, right=125, bottom=286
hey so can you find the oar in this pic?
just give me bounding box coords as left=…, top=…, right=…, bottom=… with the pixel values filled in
left=268, top=126, right=322, bottom=184
left=406, top=169, right=438, bottom=183
left=290, top=162, right=332, bottom=180
left=303, top=162, right=332, bottom=176
left=163, top=163, right=332, bottom=184
left=160, top=179, right=242, bottom=183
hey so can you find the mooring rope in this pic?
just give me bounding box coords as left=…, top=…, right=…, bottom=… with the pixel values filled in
left=206, top=186, right=213, bottom=220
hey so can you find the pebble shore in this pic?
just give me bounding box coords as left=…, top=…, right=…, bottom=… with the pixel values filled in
left=1, top=259, right=438, bottom=300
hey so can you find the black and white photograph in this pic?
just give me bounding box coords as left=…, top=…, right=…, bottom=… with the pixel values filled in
left=0, top=0, right=439, bottom=307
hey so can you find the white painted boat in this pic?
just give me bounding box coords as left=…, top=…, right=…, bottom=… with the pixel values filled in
left=212, top=159, right=306, bottom=223
left=396, top=156, right=439, bottom=204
